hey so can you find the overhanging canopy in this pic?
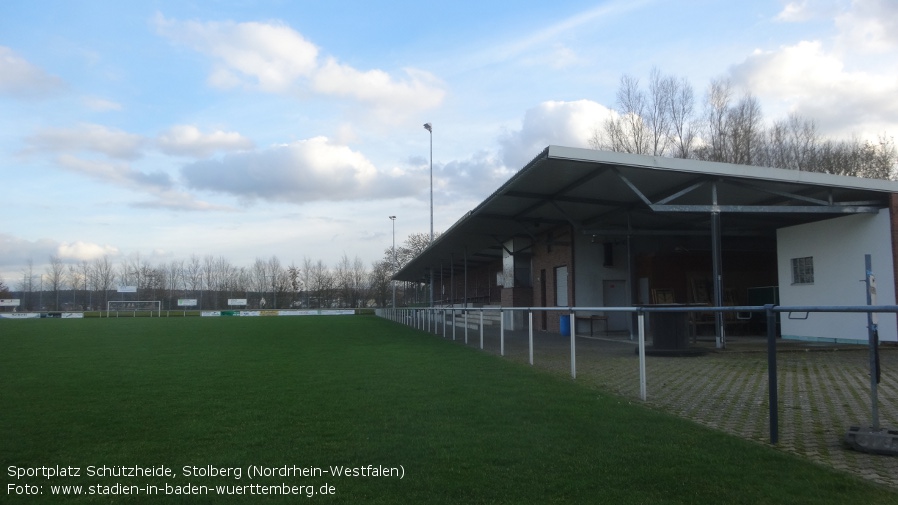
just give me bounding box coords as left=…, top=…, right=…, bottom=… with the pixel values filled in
left=394, top=146, right=898, bottom=282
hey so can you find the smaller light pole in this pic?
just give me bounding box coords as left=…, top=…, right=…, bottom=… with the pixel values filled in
left=424, top=122, right=434, bottom=307
left=389, top=215, right=397, bottom=308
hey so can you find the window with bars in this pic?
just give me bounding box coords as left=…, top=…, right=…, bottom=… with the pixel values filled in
left=791, top=257, right=814, bottom=284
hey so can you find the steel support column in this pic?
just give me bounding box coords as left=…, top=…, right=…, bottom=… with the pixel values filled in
left=711, top=183, right=726, bottom=349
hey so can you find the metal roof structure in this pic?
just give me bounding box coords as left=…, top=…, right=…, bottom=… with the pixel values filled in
left=394, top=146, right=898, bottom=282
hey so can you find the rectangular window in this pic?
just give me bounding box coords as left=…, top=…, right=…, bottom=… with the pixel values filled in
left=791, top=257, right=814, bottom=284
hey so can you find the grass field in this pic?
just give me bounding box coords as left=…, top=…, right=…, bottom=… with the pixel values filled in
left=1, top=316, right=896, bottom=504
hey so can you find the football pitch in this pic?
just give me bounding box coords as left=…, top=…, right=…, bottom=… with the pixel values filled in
left=2, top=316, right=895, bottom=504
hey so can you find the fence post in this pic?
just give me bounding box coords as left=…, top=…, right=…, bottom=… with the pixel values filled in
left=766, top=304, right=779, bottom=445
left=529, top=310, right=534, bottom=365
left=480, top=310, right=484, bottom=350
left=451, top=307, right=456, bottom=341
left=638, top=309, right=647, bottom=401
left=570, top=308, right=576, bottom=379
left=500, top=308, right=505, bottom=356
left=464, top=309, right=469, bottom=344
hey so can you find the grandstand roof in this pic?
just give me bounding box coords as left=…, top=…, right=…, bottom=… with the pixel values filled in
left=394, top=146, right=898, bottom=282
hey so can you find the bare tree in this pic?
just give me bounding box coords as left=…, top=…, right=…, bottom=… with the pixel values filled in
left=93, top=256, right=116, bottom=309
left=251, top=257, right=270, bottom=308
left=45, top=255, right=66, bottom=310
left=368, top=260, right=392, bottom=308
left=287, top=263, right=302, bottom=307
left=335, top=254, right=369, bottom=308
left=268, top=256, right=288, bottom=309
left=201, top=255, right=217, bottom=309
left=300, top=257, right=315, bottom=308
left=600, top=74, right=651, bottom=154
left=185, top=255, right=203, bottom=307
left=67, top=264, right=83, bottom=309
left=393, top=232, right=441, bottom=269
left=18, top=259, right=35, bottom=310
left=127, top=253, right=143, bottom=298
left=699, top=78, right=733, bottom=162
left=728, top=93, right=763, bottom=165
left=309, top=260, right=335, bottom=308
left=78, top=260, right=92, bottom=310
left=646, top=67, right=674, bottom=156
left=166, top=259, right=185, bottom=309
left=669, top=76, right=697, bottom=158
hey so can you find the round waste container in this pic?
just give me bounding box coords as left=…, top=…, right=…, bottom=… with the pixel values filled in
left=559, top=315, right=571, bottom=336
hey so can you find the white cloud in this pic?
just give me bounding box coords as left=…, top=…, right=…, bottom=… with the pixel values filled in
left=154, top=15, right=319, bottom=92
left=0, top=46, right=65, bottom=99
left=775, top=1, right=812, bottom=22
left=57, top=241, right=120, bottom=262
left=0, top=234, right=59, bottom=268
left=54, top=155, right=227, bottom=211
left=834, top=0, right=898, bottom=53
left=82, top=96, right=123, bottom=111
left=436, top=150, right=511, bottom=201
left=56, top=155, right=172, bottom=190
left=498, top=100, right=614, bottom=169
left=156, top=125, right=254, bottom=158
left=24, top=123, right=145, bottom=160
left=181, top=137, right=422, bottom=203
left=130, top=191, right=233, bottom=212
left=728, top=40, right=898, bottom=137
left=312, top=59, right=445, bottom=116
left=154, top=14, right=445, bottom=118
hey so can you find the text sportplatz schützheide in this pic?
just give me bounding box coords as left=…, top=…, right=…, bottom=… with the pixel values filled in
left=7, top=464, right=404, bottom=498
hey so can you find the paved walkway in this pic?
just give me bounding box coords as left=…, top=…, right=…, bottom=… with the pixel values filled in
left=431, top=322, right=898, bottom=491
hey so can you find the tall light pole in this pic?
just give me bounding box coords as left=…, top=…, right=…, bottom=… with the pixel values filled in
left=389, top=215, right=397, bottom=308
left=424, top=122, right=434, bottom=307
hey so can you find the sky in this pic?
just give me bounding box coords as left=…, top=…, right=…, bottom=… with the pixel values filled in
left=2, top=0, right=898, bottom=285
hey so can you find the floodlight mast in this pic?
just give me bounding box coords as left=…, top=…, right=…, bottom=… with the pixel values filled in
left=424, top=122, right=434, bottom=308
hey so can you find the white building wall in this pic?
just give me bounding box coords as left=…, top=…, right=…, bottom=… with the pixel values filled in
left=776, top=209, right=897, bottom=343
left=574, top=238, right=631, bottom=332
left=574, top=239, right=629, bottom=306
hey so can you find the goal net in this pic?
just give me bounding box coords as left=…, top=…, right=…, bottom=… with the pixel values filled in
left=106, top=300, right=162, bottom=317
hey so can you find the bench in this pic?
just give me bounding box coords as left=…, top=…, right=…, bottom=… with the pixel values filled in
left=576, top=315, right=608, bottom=336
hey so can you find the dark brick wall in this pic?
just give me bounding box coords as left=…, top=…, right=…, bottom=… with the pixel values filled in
left=531, top=225, right=575, bottom=332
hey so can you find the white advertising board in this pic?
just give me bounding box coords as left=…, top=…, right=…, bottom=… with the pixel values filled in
left=177, top=299, right=198, bottom=307
left=0, top=313, right=40, bottom=319
left=278, top=310, right=356, bottom=316
left=0, top=299, right=21, bottom=307
left=117, top=286, right=137, bottom=293
left=228, top=299, right=248, bottom=306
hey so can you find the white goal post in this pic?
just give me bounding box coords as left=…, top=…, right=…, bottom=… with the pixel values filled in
left=106, top=300, right=162, bottom=317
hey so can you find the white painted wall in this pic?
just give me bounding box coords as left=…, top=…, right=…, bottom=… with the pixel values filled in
left=776, top=209, right=897, bottom=343
left=574, top=239, right=629, bottom=306
left=574, top=238, right=631, bottom=332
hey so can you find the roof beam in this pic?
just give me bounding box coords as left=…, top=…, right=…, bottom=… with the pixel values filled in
left=649, top=204, right=882, bottom=214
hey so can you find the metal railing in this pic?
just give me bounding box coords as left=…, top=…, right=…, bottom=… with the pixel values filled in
left=377, top=304, right=897, bottom=445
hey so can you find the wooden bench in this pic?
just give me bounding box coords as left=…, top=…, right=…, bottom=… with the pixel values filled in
left=576, top=315, right=608, bottom=336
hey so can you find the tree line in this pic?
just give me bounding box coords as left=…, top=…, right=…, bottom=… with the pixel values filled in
left=5, top=232, right=438, bottom=312
left=591, top=68, right=897, bottom=179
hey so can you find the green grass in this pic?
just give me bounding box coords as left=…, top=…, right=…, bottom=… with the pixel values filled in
left=1, top=316, right=895, bottom=504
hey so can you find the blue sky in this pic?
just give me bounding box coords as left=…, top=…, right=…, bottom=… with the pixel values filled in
left=2, top=0, right=897, bottom=284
